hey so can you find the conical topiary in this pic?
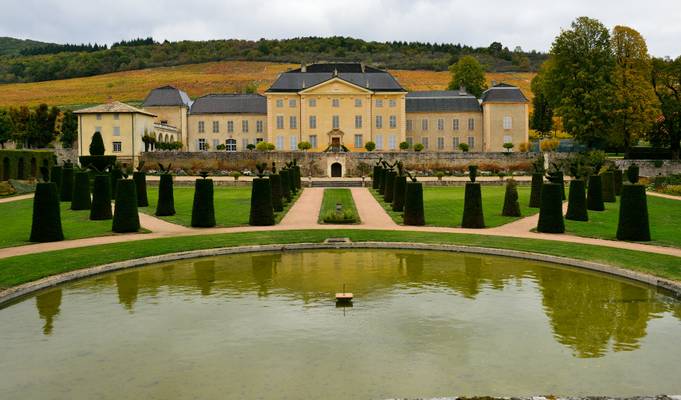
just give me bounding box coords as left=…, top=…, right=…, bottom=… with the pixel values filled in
left=565, top=179, right=588, bottom=221
left=461, top=182, right=485, bottom=228
left=89, top=131, right=105, bottom=155
left=191, top=177, right=216, bottom=227
left=112, top=179, right=140, bottom=233
left=613, top=169, right=623, bottom=196
left=280, top=169, right=292, bottom=202
left=270, top=173, right=284, bottom=212
left=30, top=182, right=64, bottom=242
left=587, top=175, right=605, bottom=211
left=70, top=171, right=91, bottom=210
left=50, top=165, right=62, bottom=192
left=133, top=171, right=148, bottom=207
left=616, top=183, right=650, bottom=241
left=383, top=170, right=396, bottom=203
left=501, top=179, right=521, bottom=217
left=372, top=165, right=382, bottom=190
left=249, top=177, right=274, bottom=226
left=155, top=173, right=175, bottom=216
left=601, top=171, right=616, bottom=203
left=110, top=166, right=123, bottom=199
left=90, top=174, right=112, bottom=220
left=403, top=175, right=425, bottom=226
left=60, top=163, right=74, bottom=202
left=392, top=175, right=407, bottom=212
left=537, top=182, right=565, bottom=233
left=529, top=173, right=543, bottom=208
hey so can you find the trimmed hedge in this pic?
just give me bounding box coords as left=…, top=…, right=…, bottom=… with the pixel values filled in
left=529, top=173, right=543, bottom=208
left=249, top=177, right=275, bottom=226
left=383, top=170, right=396, bottom=203
left=565, top=179, right=588, bottom=221
left=587, top=175, right=605, bottom=211
left=372, top=166, right=381, bottom=189
left=391, top=175, right=407, bottom=212
left=461, top=182, right=485, bottom=228
left=155, top=174, right=176, bottom=216
left=269, top=173, right=284, bottom=212
left=501, top=179, right=521, bottom=217
left=110, top=167, right=123, bottom=199
left=59, top=165, right=74, bottom=202
left=29, top=182, right=63, bottom=242
left=601, top=171, right=616, bottom=203
left=90, top=174, right=112, bottom=220
left=616, top=184, right=650, bottom=241
left=403, top=181, right=425, bottom=226
left=279, top=169, right=292, bottom=202
left=294, top=165, right=302, bottom=189
left=50, top=165, right=62, bottom=192
left=378, top=167, right=387, bottom=195
left=191, top=179, right=216, bottom=228
left=286, top=168, right=297, bottom=195
left=0, top=149, right=53, bottom=180
left=70, top=171, right=91, bottom=210
left=133, top=171, right=149, bottom=207
left=537, top=182, right=565, bottom=233
left=78, top=155, right=116, bottom=172
left=613, top=169, right=623, bottom=196
left=112, top=179, right=140, bottom=233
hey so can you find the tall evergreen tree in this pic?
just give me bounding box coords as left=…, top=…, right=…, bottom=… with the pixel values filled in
left=0, top=109, right=13, bottom=149
left=530, top=64, right=553, bottom=138
left=447, top=55, right=487, bottom=97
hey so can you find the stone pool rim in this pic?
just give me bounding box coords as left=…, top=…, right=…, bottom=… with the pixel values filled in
left=1, top=241, right=680, bottom=306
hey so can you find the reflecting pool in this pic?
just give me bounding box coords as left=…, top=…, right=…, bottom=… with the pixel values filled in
left=1, top=250, right=681, bottom=399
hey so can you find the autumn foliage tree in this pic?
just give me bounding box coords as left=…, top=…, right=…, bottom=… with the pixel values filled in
left=447, top=55, right=487, bottom=98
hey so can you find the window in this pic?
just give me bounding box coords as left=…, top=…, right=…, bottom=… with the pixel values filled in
left=355, top=115, right=362, bottom=129
left=289, top=116, right=297, bottom=129
left=226, top=138, right=237, bottom=152
left=242, top=138, right=249, bottom=149
left=212, top=121, right=219, bottom=133
left=421, top=137, right=429, bottom=149
left=256, top=137, right=263, bottom=143
left=95, top=126, right=102, bottom=134
left=160, top=120, right=168, bottom=125
left=354, top=98, right=362, bottom=107
left=242, top=120, right=249, bottom=133
left=332, top=99, right=340, bottom=108
left=389, top=99, right=396, bottom=107
left=375, top=115, right=383, bottom=129
left=406, top=137, right=413, bottom=146
left=309, top=135, right=317, bottom=148
left=468, top=136, right=475, bottom=149
left=453, top=137, right=460, bottom=149
left=503, top=116, right=512, bottom=130
left=389, top=115, right=397, bottom=129
left=227, top=120, right=234, bottom=133
left=453, top=119, right=460, bottom=131
left=276, top=116, right=284, bottom=129
left=256, top=120, right=263, bottom=133
left=113, top=113, right=119, bottom=120
left=198, top=138, right=207, bottom=151
left=112, top=141, right=122, bottom=152
left=375, top=134, right=383, bottom=149
left=406, top=120, right=413, bottom=132
left=375, top=99, right=383, bottom=108
left=437, top=137, right=445, bottom=150
left=422, top=119, right=428, bottom=131
left=213, top=139, right=219, bottom=149
left=113, top=126, right=120, bottom=136
left=437, top=119, right=444, bottom=131
left=276, top=99, right=284, bottom=108
left=276, top=135, right=284, bottom=149
left=96, top=114, right=102, bottom=120
left=503, top=135, right=512, bottom=144
left=308, top=98, right=316, bottom=107
left=289, top=99, right=296, bottom=108
left=354, top=134, right=363, bottom=148
left=388, top=135, right=397, bottom=150
left=309, top=115, right=317, bottom=129
left=290, top=136, right=297, bottom=150
left=198, top=121, right=205, bottom=133
left=332, top=115, right=340, bottom=129
left=468, top=118, right=475, bottom=130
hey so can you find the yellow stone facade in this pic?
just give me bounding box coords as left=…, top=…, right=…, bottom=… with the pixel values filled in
left=406, top=112, right=484, bottom=151
left=187, top=114, right=267, bottom=152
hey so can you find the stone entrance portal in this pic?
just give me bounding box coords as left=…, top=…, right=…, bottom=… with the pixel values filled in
left=331, top=162, right=343, bottom=177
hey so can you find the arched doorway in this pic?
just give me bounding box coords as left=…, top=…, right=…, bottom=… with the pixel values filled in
left=30, top=158, right=37, bottom=178
left=17, top=158, right=25, bottom=179
left=331, top=162, right=342, bottom=177
left=2, top=157, right=9, bottom=180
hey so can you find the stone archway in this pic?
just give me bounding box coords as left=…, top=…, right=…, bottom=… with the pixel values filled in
left=2, top=157, right=9, bottom=180
left=331, top=162, right=342, bottom=178
left=17, top=158, right=25, bottom=179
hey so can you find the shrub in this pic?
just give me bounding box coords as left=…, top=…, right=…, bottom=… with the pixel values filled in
left=403, top=181, right=425, bottom=226
left=503, top=142, right=514, bottom=152
left=529, top=173, right=543, bottom=208
left=89, top=132, right=105, bottom=155
left=364, top=141, right=376, bottom=151
left=90, top=174, right=112, bottom=220
left=279, top=169, right=292, bottom=202
left=565, top=179, right=588, bottom=221
left=50, top=165, right=62, bottom=192
left=230, top=171, right=242, bottom=181
left=601, top=171, right=616, bottom=203
left=392, top=175, right=407, bottom=212
left=435, top=171, right=446, bottom=181
left=461, top=182, right=485, bottom=228
left=247, top=143, right=256, bottom=151
left=322, top=209, right=358, bottom=224
left=29, top=182, right=63, bottom=242
left=518, top=142, right=529, bottom=152
left=616, top=183, right=650, bottom=241
left=270, top=173, right=284, bottom=212
left=627, top=164, right=639, bottom=183
left=155, top=174, right=176, bottom=216
left=540, top=139, right=560, bottom=152
left=501, top=179, right=521, bottom=217
left=216, top=144, right=226, bottom=151
left=413, top=143, right=424, bottom=152
left=133, top=171, right=148, bottom=207
left=399, top=141, right=410, bottom=150
left=297, top=141, right=312, bottom=151
left=613, top=169, right=623, bottom=196
left=587, top=175, right=605, bottom=211
left=112, top=179, right=140, bottom=233
left=654, top=160, right=664, bottom=168
left=537, top=183, right=565, bottom=233
left=458, top=142, right=469, bottom=152
left=70, top=171, right=91, bottom=210
left=59, top=164, right=74, bottom=202
left=249, top=177, right=274, bottom=226
left=383, top=170, right=396, bottom=203
left=191, top=178, right=216, bottom=227
left=256, top=141, right=275, bottom=151
left=372, top=165, right=382, bottom=189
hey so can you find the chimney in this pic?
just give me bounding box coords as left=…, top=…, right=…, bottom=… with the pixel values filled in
left=458, top=85, right=466, bottom=96
left=301, top=63, right=307, bottom=73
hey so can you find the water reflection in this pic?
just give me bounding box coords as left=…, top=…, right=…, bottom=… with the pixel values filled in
left=194, top=260, right=216, bottom=296
left=116, top=271, right=139, bottom=311
left=35, top=289, right=62, bottom=335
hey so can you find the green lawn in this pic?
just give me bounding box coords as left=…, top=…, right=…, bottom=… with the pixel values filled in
left=141, top=186, right=300, bottom=227
left=0, top=199, right=115, bottom=249
left=373, top=185, right=539, bottom=228
left=318, top=189, right=360, bottom=224
left=565, top=195, right=681, bottom=249
left=1, top=229, right=680, bottom=290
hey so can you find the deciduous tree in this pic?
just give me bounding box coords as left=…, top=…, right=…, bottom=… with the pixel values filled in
left=447, top=55, right=487, bottom=97
left=60, top=110, right=78, bottom=149
left=650, top=57, right=681, bottom=159
left=530, top=64, right=554, bottom=138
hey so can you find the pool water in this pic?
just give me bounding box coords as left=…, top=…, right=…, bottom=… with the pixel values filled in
left=1, top=249, right=680, bottom=399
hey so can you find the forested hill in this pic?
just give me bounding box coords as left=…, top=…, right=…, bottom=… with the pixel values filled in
left=0, top=37, right=53, bottom=56
left=0, top=36, right=548, bottom=84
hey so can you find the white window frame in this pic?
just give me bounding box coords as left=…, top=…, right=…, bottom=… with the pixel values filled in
left=503, top=135, right=513, bottom=144
left=290, top=136, right=297, bottom=150
left=355, top=115, right=362, bottom=129
left=437, top=119, right=444, bottom=131
left=468, top=118, right=475, bottom=131
left=332, top=98, right=340, bottom=108
left=453, top=137, right=460, bottom=149
left=421, top=137, right=429, bottom=149
left=503, top=116, right=512, bottom=130
left=388, top=135, right=397, bottom=150
left=389, top=99, right=396, bottom=107
left=468, top=136, right=475, bottom=149
left=375, top=99, right=383, bottom=108
left=289, top=99, right=296, bottom=108
left=276, top=115, right=284, bottom=130
left=256, top=120, right=263, bottom=133
left=375, top=134, right=384, bottom=150
left=242, top=120, right=249, bottom=133
left=226, top=138, right=237, bottom=152
left=437, top=137, right=444, bottom=150
left=212, top=120, right=219, bottom=133
left=422, top=119, right=428, bottom=131
left=354, top=98, right=362, bottom=107
left=309, top=135, right=317, bottom=148
left=276, top=135, right=284, bottom=149
left=453, top=119, right=460, bottom=131
left=227, top=120, right=234, bottom=133
left=406, top=120, right=412, bottom=132
left=332, top=115, right=340, bottom=129
left=375, top=115, right=383, bottom=129
left=276, top=99, right=284, bottom=108
left=308, top=98, right=316, bottom=107
left=198, top=121, right=205, bottom=133
left=389, top=115, right=397, bottom=129
left=112, top=141, right=122, bottom=152
left=354, top=134, right=363, bottom=148
left=309, top=115, right=317, bottom=129
left=289, top=116, right=297, bottom=129
left=198, top=138, right=207, bottom=151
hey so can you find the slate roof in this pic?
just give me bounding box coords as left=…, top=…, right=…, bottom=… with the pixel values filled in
left=267, top=62, right=405, bottom=92
left=406, top=91, right=481, bottom=113
left=189, top=94, right=267, bottom=114
left=74, top=101, right=156, bottom=117
left=481, top=83, right=529, bottom=103
left=142, top=85, right=192, bottom=107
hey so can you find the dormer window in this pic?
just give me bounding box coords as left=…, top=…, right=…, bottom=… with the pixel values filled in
left=160, top=120, right=168, bottom=125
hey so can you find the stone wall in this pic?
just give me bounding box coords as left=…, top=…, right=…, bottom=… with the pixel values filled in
left=615, top=159, right=681, bottom=177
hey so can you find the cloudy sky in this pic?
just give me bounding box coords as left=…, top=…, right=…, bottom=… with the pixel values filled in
left=1, top=0, right=679, bottom=57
